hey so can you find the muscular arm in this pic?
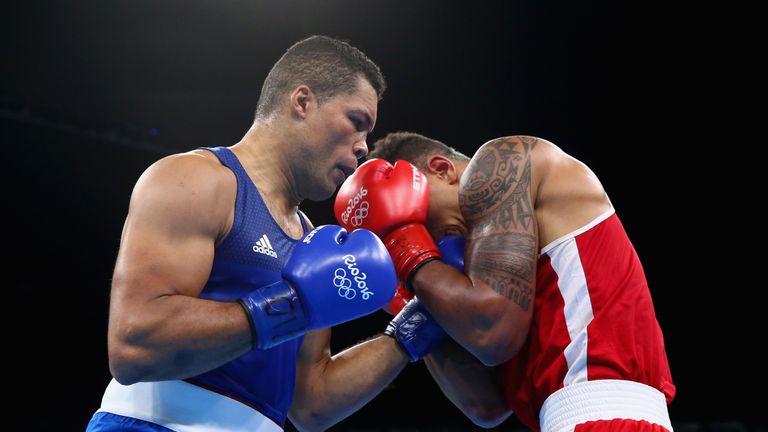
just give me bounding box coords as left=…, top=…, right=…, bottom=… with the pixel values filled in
left=413, top=136, right=539, bottom=366
left=108, top=153, right=252, bottom=384
left=289, top=329, right=410, bottom=431
left=424, top=340, right=511, bottom=428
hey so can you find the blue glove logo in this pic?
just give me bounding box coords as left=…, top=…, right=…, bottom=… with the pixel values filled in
left=334, top=268, right=356, bottom=299
left=302, top=227, right=321, bottom=244
left=332, top=255, right=375, bottom=300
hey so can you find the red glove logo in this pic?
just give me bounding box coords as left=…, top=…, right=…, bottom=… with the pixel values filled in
left=351, top=201, right=369, bottom=227
left=409, top=163, right=425, bottom=191
left=339, top=186, right=369, bottom=226
left=335, top=159, right=430, bottom=237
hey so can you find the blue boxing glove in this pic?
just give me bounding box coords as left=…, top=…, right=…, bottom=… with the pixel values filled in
left=385, top=297, right=447, bottom=362
left=383, top=236, right=466, bottom=360
left=436, top=235, right=465, bottom=272
left=241, top=225, right=397, bottom=350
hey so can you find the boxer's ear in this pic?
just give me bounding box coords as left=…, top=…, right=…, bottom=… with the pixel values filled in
left=426, top=155, right=459, bottom=184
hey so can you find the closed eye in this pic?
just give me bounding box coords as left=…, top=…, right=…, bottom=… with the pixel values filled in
left=441, top=226, right=466, bottom=237
left=349, top=115, right=366, bottom=132
left=349, top=110, right=373, bottom=134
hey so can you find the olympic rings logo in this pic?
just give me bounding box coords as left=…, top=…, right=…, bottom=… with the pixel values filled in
left=334, top=268, right=356, bottom=299
left=350, top=201, right=369, bottom=227
left=333, top=255, right=374, bottom=301
left=340, top=187, right=368, bottom=225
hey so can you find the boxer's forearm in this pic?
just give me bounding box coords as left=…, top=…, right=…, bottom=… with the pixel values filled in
left=424, top=339, right=512, bottom=428
left=290, top=333, right=409, bottom=431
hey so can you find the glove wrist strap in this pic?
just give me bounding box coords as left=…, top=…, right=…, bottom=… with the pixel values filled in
left=239, top=280, right=309, bottom=350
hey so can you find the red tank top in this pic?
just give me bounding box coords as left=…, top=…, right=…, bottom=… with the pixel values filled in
left=501, top=209, right=675, bottom=430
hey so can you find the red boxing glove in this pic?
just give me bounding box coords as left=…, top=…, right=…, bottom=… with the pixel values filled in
left=336, top=159, right=439, bottom=290
left=383, top=283, right=414, bottom=315
left=334, top=159, right=429, bottom=237
left=384, top=223, right=441, bottom=291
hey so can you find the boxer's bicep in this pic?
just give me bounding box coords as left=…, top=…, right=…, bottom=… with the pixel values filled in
left=460, top=136, right=539, bottom=346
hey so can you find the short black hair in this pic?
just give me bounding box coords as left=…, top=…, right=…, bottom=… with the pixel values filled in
left=255, top=35, right=386, bottom=119
left=368, top=132, right=469, bottom=171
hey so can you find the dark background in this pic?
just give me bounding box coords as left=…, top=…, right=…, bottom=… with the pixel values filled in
left=3, top=1, right=755, bottom=431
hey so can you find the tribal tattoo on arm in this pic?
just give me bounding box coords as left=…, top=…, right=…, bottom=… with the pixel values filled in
left=460, top=136, right=538, bottom=311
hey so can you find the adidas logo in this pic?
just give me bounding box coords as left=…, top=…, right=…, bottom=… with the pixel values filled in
left=252, top=234, right=278, bottom=258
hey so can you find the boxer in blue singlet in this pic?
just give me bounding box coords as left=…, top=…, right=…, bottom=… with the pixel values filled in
left=86, top=36, right=449, bottom=432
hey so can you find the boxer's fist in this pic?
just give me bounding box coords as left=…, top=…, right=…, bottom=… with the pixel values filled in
left=240, top=225, right=397, bottom=349
left=385, top=297, right=447, bottom=362
left=335, top=159, right=440, bottom=290
left=334, top=159, right=429, bottom=237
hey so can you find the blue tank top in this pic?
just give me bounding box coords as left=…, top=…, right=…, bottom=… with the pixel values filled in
left=187, top=147, right=307, bottom=426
